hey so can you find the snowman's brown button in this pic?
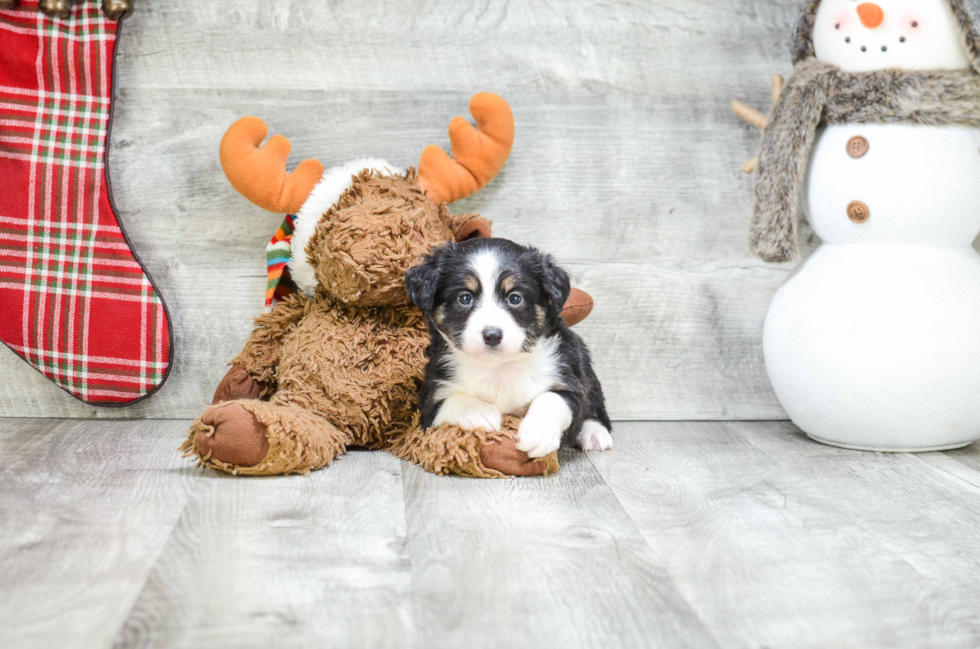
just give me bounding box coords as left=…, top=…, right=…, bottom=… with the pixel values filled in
left=847, top=200, right=870, bottom=223
left=847, top=135, right=869, bottom=158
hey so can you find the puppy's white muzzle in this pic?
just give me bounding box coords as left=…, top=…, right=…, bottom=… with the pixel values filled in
left=461, top=300, right=525, bottom=357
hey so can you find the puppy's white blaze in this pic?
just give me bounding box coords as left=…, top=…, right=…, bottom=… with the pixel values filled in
left=461, top=250, right=525, bottom=356
left=433, top=394, right=503, bottom=432
left=435, top=335, right=563, bottom=417
left=577, top=420, right=613, bottom=452
left=517, top=392, right=572, bottom=458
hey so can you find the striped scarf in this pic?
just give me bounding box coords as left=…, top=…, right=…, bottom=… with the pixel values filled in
left=265, top=214, right=298, bottom=310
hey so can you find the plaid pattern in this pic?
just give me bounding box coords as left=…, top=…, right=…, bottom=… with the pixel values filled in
left=0, top=0, right=172, bottom=404
left=265, top=213, right=298, bottom=310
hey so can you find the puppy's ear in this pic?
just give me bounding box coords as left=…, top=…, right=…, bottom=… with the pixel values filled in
left=406, top=243, right=455, bottom=313
left=532, top=250, right=571, bottom=325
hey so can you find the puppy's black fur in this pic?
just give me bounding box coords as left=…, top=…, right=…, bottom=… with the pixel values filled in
left=406, top=238, right=611, bottom=446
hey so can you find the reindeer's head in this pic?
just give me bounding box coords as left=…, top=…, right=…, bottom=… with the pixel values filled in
left=219, top=93, right=514, bottom=307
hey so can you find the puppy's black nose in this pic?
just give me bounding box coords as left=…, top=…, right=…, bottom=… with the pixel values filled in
left=482, top=327, right=503, bottom=348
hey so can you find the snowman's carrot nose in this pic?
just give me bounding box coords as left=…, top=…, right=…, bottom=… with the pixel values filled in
left=857, top=3, right=885, bottom=28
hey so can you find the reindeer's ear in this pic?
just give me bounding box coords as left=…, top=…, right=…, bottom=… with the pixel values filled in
left=454, top=217, right=492, bottom=242
left=561, top=288, right=594, bottom=327
left=406, top=243, right=456, bottom=314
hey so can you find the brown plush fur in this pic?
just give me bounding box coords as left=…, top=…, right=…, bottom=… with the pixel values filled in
left=268, top=292, right=428, bottom=450
left=310, top=170, right=454, bottom=306
left=753, top=61, right=980, bottom=263
left=387, top=415, right=559, bottom=479
left=182, top=169, right=560, bottom=478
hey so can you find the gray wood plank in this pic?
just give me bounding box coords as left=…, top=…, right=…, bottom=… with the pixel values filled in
left=400, top=448, right=719, bottom=649
left=922, top=441, right=980, bottom=484
left=0, top=419, right=197, bottom=649
left=587, top=421, right=980, bottom=649
left=118, top=0, right=804, bottom=96
left=111, top=450, right=412, bottom=649
left=5, top=417, right=980, bottom=648
left=0, top=0, right=809, bottom=419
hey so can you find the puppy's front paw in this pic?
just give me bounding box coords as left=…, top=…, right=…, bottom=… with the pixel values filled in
left=434, top=395, right=503, bottom=432
left=517, top=393, right=570, bottom=458
left=517, top=416, right=563, bottom=458
left=456, top=403, right=503, bottom=432
left=576, top=420, right=613, bottom=452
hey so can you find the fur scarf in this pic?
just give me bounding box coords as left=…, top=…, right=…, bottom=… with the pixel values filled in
left=751, top=58, right=980, bottom=262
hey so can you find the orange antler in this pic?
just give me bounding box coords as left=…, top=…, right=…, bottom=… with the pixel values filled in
left=219, top=117, right=325, bottom=214
left=417, top=92, right=515, bottom=204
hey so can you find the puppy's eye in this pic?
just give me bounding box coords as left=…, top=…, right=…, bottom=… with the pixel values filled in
left=458, top=292, right=473, bottom=306
left=507, top=292, right=523, bottom=306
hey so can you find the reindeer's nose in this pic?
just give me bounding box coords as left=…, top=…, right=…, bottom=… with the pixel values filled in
left=857, top=3, right=884, bottom=28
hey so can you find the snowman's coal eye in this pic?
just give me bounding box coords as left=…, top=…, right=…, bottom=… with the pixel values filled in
left=912, top=21, right=919, bottom=28
left=835, top=23, right=841, bottom=29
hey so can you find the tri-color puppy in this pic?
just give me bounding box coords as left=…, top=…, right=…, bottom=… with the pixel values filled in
left=405, top=238, right=612, bottom=458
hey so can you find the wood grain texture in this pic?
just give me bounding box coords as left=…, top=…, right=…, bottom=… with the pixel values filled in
left=110, top=450, right=411, bottom=649
left=0, top=0, right=811, bottom=419
left=400, top=448, right=718, bottom=649
left=588, top=421, right=980, bottom=649
left=5, top=419, right=980, bottom=647
left=0, top=419, right=197, bottom=649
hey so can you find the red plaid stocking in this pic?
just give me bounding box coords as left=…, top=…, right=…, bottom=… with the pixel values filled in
left=0, top=0, right=172, bottom=405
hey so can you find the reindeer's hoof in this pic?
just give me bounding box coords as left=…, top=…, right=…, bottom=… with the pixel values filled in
left=0, top=0, right=19, bottom=11
left=196, top=404, right=270, bottom=467
left=39, top=0, right=73, bottom=18
left=102, top=0, right=132, bottom=20
left=480, top=436, right=551, bottom=477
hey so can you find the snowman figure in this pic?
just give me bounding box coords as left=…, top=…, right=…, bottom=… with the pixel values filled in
left=736, top=0, right=980, bottom=450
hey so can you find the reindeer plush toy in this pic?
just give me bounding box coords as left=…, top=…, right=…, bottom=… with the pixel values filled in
left=181, top=93, right=593, bottom=478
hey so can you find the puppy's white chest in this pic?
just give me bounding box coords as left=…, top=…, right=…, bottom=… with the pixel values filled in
left=438, top=337, right=562, bottom=415
left=458, top=364, right=555, bottom=415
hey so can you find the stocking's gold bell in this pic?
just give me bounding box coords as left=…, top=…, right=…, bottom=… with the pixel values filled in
left=39, top=0, right=74, bottom=19
left=102, top=0, right=133, bottom=20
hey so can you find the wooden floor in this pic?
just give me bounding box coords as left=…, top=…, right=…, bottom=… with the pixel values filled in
left=1, top=419, right=979, bottom=649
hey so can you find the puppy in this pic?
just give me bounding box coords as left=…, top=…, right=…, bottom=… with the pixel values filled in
left=405, top=238, right=612, bottom=458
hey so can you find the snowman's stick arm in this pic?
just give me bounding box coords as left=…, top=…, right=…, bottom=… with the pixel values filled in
left=731, top=101, right=767, bottom=130
left=771, top=74, right=784, bottom=105
left=732, top=75, right=784, bottom=174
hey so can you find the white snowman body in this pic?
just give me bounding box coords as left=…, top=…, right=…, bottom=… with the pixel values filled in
left=764, top=0, right=980, bottom=449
